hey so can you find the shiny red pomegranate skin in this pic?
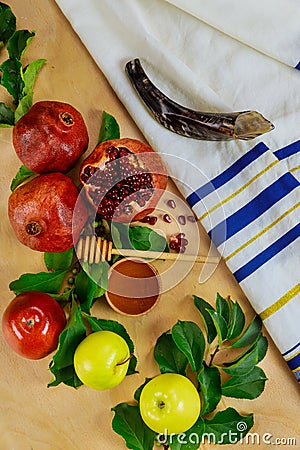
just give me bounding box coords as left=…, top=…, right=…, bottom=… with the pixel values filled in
left=2, top=291, right=67, bottom=360
left=13, top=101, right=89, bottom=173
left=8, top=172, right=88, bottom=252
left=79, top=138, right=168, bottom=222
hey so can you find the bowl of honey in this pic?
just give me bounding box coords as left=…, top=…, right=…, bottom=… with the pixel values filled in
left=105, top=257, right=161, bottom=316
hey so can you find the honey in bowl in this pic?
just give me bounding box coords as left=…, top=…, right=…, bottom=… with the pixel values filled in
left=105, top=258, right=160, bottom=316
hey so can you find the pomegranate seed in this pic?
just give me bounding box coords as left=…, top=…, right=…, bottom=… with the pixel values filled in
left=167, top=199, right=176, bottom=209
left=163, top=214, right=172, bottom=223
left=148, top=216, right=158, bottom=225
left=187, top=215, right=196, bottom=222
left=178, top=215, right=186, bottom=225
left=181, top=238, right=189, bottom=246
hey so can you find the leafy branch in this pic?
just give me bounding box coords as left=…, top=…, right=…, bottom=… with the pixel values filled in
left=111, top=293, right=268, bottom=449
left=0, top=2, right=46, bottom=126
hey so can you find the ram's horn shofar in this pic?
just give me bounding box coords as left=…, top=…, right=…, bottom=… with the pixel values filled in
left=125, top=58, right=274, bottom=141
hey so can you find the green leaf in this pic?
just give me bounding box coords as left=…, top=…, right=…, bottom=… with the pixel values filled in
left=75, top=264, right=107, bottom=314
left=167, top=417, right=205, bottom=450
left=0, top=2, right=16, bottom=46
left=193, top=295, right=217, bottom=344
left=222, top=366, right=268, bottom=399
left=216, top=293, right=230, bottom=325
left=229, top=315, right=262, bottom=348
left=23, top=58, right=46, bottom=95
left=203, top=407, right=254, bottom=444
left=0, top=58, right=24, bottom=102
left=14, top=92, right=33, bottom=122
left=221, top=342, right=260, bottom=376
left=206, top=309, right=228, bottom=346
left=172, top=321, right=206, bottom=372
left=49, top=288, right=73, bottom=308
left=111, top=222, right=131, bottom=248
left=226, top=300, right=245, bottom=340
left=98, top=111, right=120, bottom=144
left=154, top=331, right=188, bottom=375
left=85, top=315, right=137, bottom=375
left=10, top=164, right=35, bottom=191
left=224, top=333, right=268, bottom=367
left=134, top=378, right=152, bottom=403
left=198, top=363, right=222, bottom=415
left=9, top=270, right=67, bottom=295
left=44, top=248, right=74, bottom=271
left=0, top=101, right=14, bottom=126
left=257, top=335, right=268, bottom=363
left=48, top=300, right=86, bottom=388
left=129, top=226, right=169, bottom=252
left=111, top=403, right=156, bottom=450
left=7, top=29, right=35, bottom=60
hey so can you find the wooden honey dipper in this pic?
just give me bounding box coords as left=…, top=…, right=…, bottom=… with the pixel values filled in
left=76, top=235, right=220, bottom=265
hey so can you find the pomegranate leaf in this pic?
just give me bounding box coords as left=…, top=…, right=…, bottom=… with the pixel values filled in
left=111, top=403, right=156, bottom=450
left=23, top=58, right=46, bottom=94
left=154, top=331, right=188, bottom=375
left=7, top=29, right=35, bottom=60
left=0, top=101, right=14, bottom=126
left=198, top=363, right=222, bottom=415
left=129, top=225, right=169, bottom=252
left=14, top=92, right=33, bottom=122
left=203, top=407, right=254, bottom=444
left=0, top=57, right=24, bottom=103
left=0, top=3, right=16, bottom=47
left=112, top=222, right=169, bottom=252
left=48, top=300, right=86, bottom=388
left=222, top=366, right=268, bottom=399
left=171, top=320, right=205, bottom=372
left=85, top=315, right=137, bottom=375
left=75, top=262, right=108, bottom=314
left=10, top=164, right=35, bottom=191
left=44, top=248, right=74, bottom=271
left=98, top=110, right=120, bottom=144
left=193, top=295, right=217, bottom=344
left=9, top=269, right=68, bottom=295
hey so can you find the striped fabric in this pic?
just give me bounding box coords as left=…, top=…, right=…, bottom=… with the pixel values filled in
left=56, top=0, right=300, bottom=381
left=186, top=141, right=300, bottom=381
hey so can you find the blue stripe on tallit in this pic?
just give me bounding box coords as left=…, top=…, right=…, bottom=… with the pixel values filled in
left=286, top=351, right=300, bottom=372
left=186, top=142, right=269, bottom=207
left=208, top=173, right=299, bottom=247
left=282, top=341, right=300, bottom=357
left=274, top=140, right=300, bottom=160
left=233, top=223, right=300, bottom=282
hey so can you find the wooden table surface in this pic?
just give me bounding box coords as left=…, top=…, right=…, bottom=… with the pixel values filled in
left=0, top=1, right=299, bottom=449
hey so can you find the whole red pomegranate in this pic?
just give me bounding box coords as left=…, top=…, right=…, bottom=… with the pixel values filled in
left=8, top=172, right=87, bottom=252
left=13, top=101, right=89, bottom=173
left=2, top=291, right=66, bottom=360
left=80, top=138, right=168, bottom=222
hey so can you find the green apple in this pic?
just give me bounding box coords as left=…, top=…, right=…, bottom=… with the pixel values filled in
left=74, top=330, right=130, bottom=390
left=139, top=373, right=201, bottom=434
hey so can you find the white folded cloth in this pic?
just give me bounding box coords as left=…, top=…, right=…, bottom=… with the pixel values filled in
left=56, top=0, right=300, bottom=381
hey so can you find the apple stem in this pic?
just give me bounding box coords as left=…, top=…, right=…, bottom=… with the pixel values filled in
left=116, top=353, right=133, bottom=366
left=158, top=400, right=165, bottom=409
